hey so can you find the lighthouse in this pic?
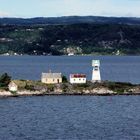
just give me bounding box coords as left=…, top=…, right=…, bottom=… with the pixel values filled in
left=92, top=60, right=101, bottom=82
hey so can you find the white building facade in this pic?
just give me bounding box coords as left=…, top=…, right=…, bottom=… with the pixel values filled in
left=70, top=74, right=86, bottom=84
left=8, top=81, right=18, bottom=92
left=92, top=60, right=101, bottom=82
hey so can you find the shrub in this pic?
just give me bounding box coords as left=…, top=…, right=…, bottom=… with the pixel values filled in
left=10, top=91, right=18, bottom=96
left=62, top=84, right=68, bottom=92
left=25, top=84, right=35, bottom=91
left=47, top=84, right=55, bottom=92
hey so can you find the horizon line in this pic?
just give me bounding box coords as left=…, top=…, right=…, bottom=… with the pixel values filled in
left=0, top=15, right=140, bottom=19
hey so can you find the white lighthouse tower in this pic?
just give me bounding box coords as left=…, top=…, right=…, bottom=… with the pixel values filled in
left=92, top=60, right=101, bottom=82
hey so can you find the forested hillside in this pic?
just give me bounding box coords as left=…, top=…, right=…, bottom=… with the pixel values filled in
left=0, top=23, right=140, bottom=55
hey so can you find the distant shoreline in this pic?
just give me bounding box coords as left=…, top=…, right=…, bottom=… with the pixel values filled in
left=0, top=54, right=139, bottom=57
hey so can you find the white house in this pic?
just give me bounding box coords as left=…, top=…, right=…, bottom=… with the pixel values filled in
left=41, top=71, right=62, bottom=84
left=8, top=81, right=18, bottom=92
left=92, top=60, right=101, bottom=82
left=70, top=74, right=86, bottom=84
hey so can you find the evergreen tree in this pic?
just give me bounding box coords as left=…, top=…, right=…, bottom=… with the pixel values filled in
left=62, top=75, right=68, bottom=83
left=0, top=73, right=11, bottom=87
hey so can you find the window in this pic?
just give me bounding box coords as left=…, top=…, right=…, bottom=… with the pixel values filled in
left=94, top=66, right=98, bottom=71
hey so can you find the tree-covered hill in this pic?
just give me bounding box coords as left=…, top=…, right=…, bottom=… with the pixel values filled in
left=1, top=16, right=140, bottom=25
left=0, top=23, right=140, bottom=55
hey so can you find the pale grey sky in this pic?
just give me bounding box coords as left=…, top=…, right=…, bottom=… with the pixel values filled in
left=0, top=0, right=140, bottom=17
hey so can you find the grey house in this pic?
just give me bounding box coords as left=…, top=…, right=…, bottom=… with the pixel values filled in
left=41, top=72, right=62, bottom=84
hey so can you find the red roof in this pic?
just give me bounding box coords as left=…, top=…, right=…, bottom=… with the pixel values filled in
left=70, top=74, right=86, bottom=78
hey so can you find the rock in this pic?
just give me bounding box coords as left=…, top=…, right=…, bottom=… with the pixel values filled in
left=91, top=88, right=114, bottom=94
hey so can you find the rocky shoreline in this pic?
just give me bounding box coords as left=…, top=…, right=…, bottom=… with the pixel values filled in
left=0, top=90, right=140, bottom=98
left=0, top=80, right=140, bottom=97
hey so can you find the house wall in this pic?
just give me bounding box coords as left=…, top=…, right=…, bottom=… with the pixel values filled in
left=9, top=86, right=18, bottom=91
left=41, top=78, right=62, bottom=84
left=70, top=77, right=86, bottom=84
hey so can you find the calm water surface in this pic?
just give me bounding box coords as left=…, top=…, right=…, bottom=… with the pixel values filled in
left=0, top=56, right=140, bottom=140
left=0, top=55, right=140, bottom=83
left=0, top=96, right=140, bottom=140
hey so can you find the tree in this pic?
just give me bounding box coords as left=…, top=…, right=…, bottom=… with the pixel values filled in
left=62, top=75, right=68, bottom=83
left=0, top=73, right=11, bottom=87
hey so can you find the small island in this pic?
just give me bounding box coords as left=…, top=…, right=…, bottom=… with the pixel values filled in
left=0, top=73, right=140, bottom=97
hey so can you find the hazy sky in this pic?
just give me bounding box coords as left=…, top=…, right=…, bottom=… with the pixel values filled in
left=0, top=0, right=140, bottom=18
